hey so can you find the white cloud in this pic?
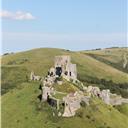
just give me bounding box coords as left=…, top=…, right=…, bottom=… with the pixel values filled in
left=0, top=10, right=35, bottom=20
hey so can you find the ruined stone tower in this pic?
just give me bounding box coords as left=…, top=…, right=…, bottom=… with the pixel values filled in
left=54, top=55, right=77, bottom=80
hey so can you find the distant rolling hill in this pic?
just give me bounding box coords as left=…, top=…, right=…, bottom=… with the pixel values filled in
left=1, top=48, right=128, bottom=96
left=82, top=47, right=128, bottom=73
left=1, top=47, right=128, bottom=128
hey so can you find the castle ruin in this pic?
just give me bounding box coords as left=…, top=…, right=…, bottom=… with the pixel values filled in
left=54, top=55, right=77, bottom=80
left=31, top=55, right=128, bottom=117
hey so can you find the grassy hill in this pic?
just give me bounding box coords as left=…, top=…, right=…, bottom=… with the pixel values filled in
left=1, top=48, right=128, bottom=96
left=81, top=47, right=128, bottom=73
left=1, top=47, right=128, bottom=128
left=2, top=81, right=128, bottom=128
left=2, top=48, right=128, bottom=83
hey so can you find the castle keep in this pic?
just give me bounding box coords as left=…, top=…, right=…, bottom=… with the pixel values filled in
left=54, top=55, right=77, bottom=80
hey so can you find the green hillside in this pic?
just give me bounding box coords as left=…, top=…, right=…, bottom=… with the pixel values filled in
left=1, top=48, right=128, bottom=96
left=2, top=82, right=128, bottom=128
left=1, top=48, right=128, bottom=128
left=2, top=48, right=127, bottom=83
left=82, top=47, right=128, bottom=73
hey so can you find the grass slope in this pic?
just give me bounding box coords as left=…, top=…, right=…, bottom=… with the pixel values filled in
left=82, top=48, right=128, bottom=73
left=2, top=82, right=128, bottom=128
left=2, top=48, right=128, bottom=93
left=1, top=65, right=28, bottom=94
left=115, top=104, right=128, bottom=117
left=1, top=48, right=128, bottom=128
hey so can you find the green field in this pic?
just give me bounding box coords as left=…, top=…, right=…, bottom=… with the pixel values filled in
left=1, top=47, right=128, bottom=128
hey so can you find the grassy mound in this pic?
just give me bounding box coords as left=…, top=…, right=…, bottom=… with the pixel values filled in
left=1, top=47, right=128, bottom=128
left=1, top=48, right=128, bottom=96
left=82, top=48, right=128, bottom=73
left=2, top=82, right=128, bottom=128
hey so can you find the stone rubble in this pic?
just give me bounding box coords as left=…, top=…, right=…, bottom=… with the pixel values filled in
left=30, top=71, right=41, bottom=81
left=62, top=91, right=90, bottom=117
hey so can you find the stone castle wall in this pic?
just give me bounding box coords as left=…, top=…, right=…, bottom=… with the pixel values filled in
left=54, top=55, right=77, bottom=80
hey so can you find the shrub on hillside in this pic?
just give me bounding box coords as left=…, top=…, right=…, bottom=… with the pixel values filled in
left=76, top=108, right=84, bottom=118
left=80, top=101, right=87, bottom=107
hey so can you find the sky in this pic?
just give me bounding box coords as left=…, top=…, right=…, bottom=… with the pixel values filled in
left=1, top=0, right=127, bottom=54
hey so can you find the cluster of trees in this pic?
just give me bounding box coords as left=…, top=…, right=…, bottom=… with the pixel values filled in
left=3, top=52, right=14, bottom=56
left=106, top=47, right=119, bottom=49
left=7, top=58, right=29, bottom=65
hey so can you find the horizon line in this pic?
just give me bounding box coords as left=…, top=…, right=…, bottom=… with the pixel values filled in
left=1, top=46, right=127, bottom=55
